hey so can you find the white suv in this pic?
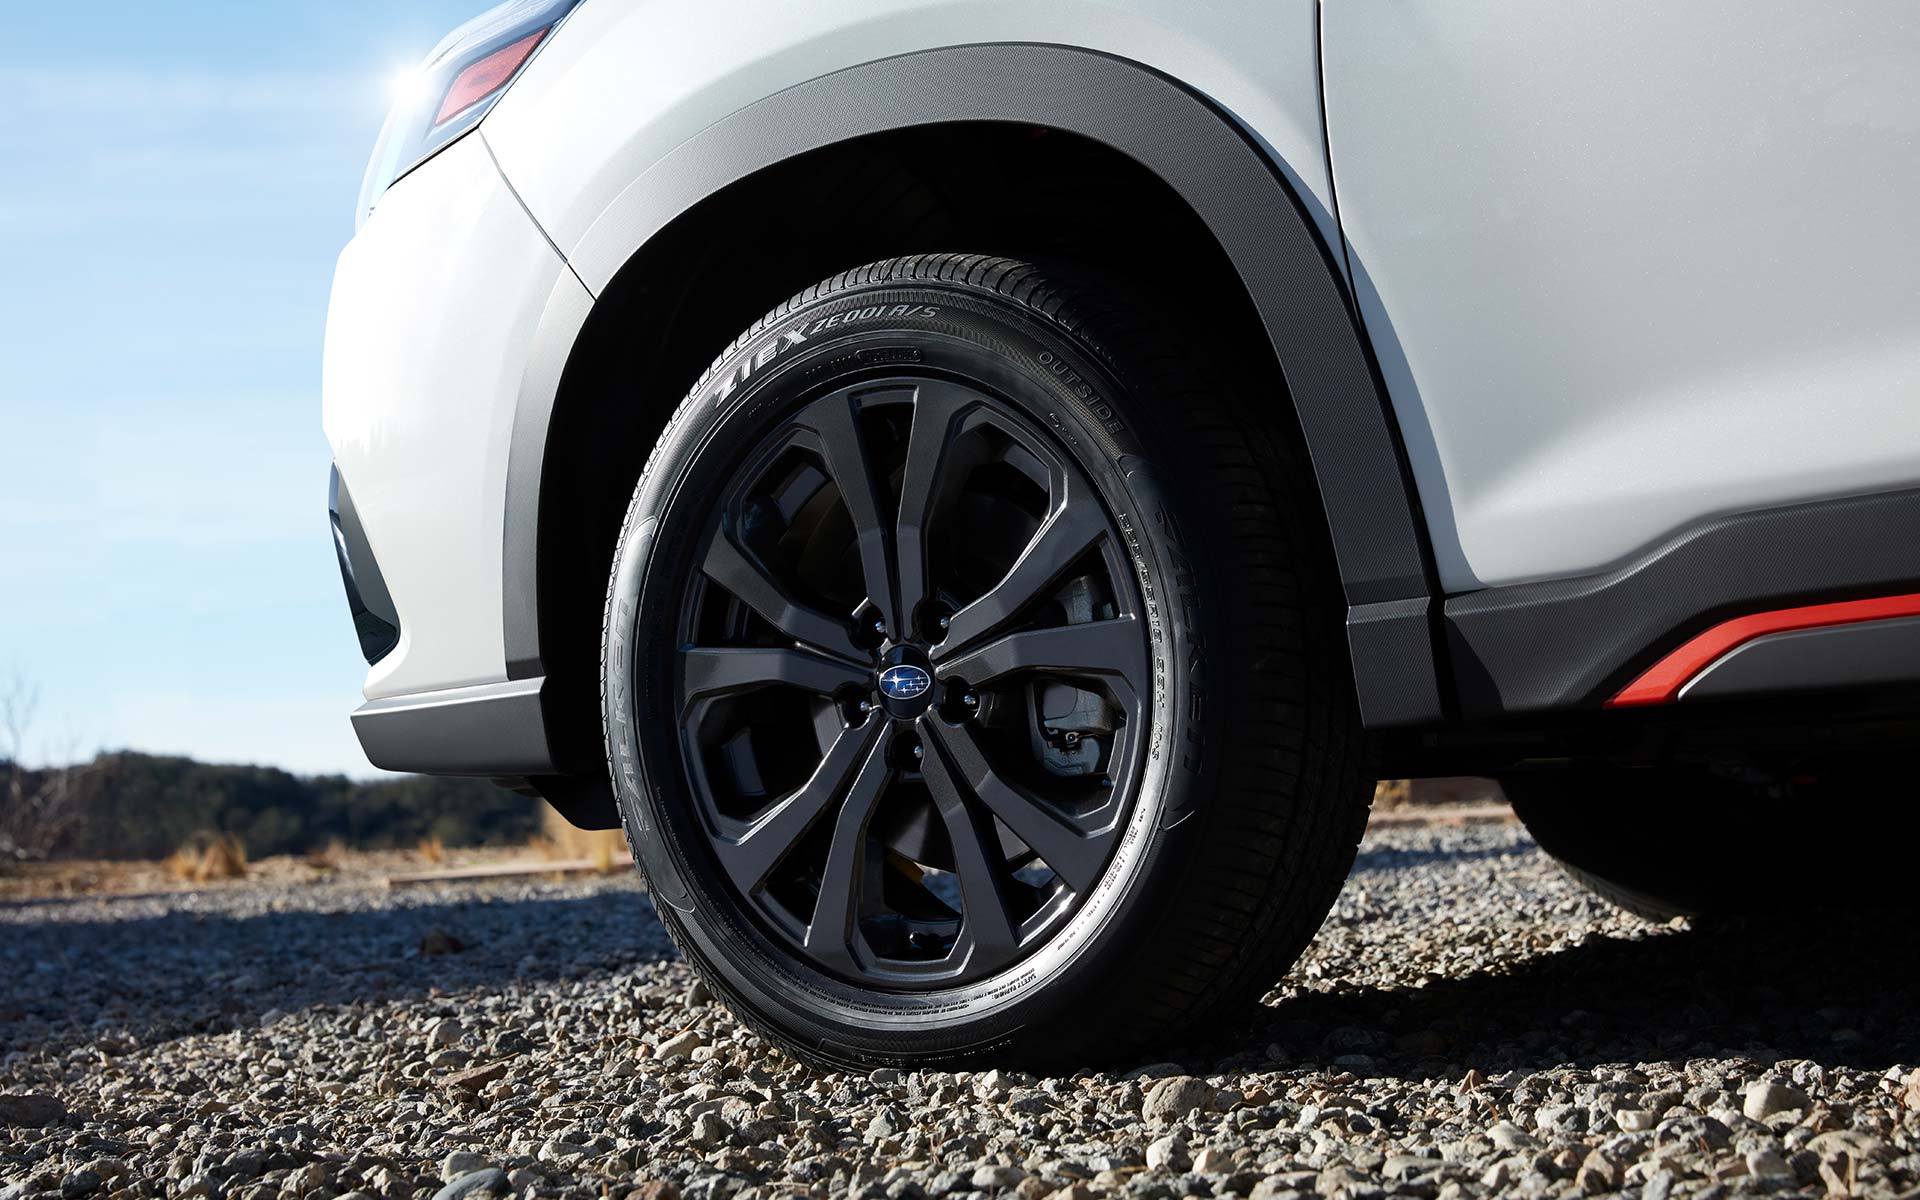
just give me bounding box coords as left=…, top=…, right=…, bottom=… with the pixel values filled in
left=324, top=0, right=1920, bottom=1066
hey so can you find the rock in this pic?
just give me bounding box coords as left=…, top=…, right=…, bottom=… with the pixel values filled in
left=445, top=1061, right=510, bottom=1092
left=539, top=1138, right=589, bottom=1165
left=630, top=1184, right=678, bottom=1200
left=419, top=929, right=466, bottom=956
left=1655, top=1114, right=1731, bottom=1150
left=687, top=1113, right=729, bottom=1149
left=1145, top=1134, right=1190, bottom=1172
left=0, top=1092, right=66, bottom=1127
left=1487, top=1121, right=1536, bottom=1151
left=686, top=977, right=713, bottom=1006
left=1806, top=1130, right=1889, bottom=1162
left=1046, top=1187, right=1095, bottom=1200
left=1746, top=1149, right=1790, bottom=1177
left=657, top=1029, right=704, bottom=1060
left=974, top=1070, right=1016, bottom=1100
left=1142, top=1076, right=1214, bottom=1125
left=970, top=1165, right=1027, bottom=1191
left=1574, top=1149, right=1618, bottom=1194
left=440, top=1153, right=490, bottom=1183
left=1741, top=1080, right=1810, bottom=1121
left=1190, top=1147, right=1233, bottom=1175
left=432, top=1170, right=508, bottom=1200
left=426, top=1018, right=465, bottom=1048
left=59, top=1170, right=103, bottom=1199
left=1614, top=1108, right=1654, bottom=1132
left=1247, top=1179, right=1301, bottom=1200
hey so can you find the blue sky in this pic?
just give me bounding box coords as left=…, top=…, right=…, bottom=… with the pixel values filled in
left=0, top=1, right=488, bottom=775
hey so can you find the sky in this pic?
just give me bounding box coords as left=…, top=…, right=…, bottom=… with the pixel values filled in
left=0, top=0, right=491, bottom=776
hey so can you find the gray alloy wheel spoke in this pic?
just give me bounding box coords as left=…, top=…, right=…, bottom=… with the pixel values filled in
left=680, top=646, right=870, bottom=716
left=922, top=718, right=1110, bottom=894
left=712, top=720, right=883, bottom=896
left=701, top=529, right=864, bottom=661
left=918, top=728, right=1021, bottom=963
left=800, top=392, right=898, bottom=637
left=894, top=381, right=976, bottom=629
left=932, top=616, right=1145, bottom=713
left=801, top=735, right=896, bottom=972
left=935, top=494, right=1109, bottom=656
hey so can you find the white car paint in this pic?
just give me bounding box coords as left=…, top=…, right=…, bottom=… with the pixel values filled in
left=482, top=0, right=1338, bottom=295
left=1324, top=0, right=1920, bottom=589
left=323, top=133, right=589, bottom=698
left=325, top=0, right=1920, bottom=708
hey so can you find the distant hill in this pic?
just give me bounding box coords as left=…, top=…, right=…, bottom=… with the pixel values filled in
left=0, top=751, right=541, bottom=861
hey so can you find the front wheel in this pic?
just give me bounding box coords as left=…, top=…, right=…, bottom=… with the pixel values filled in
left=601, top=255, right=1370, bottom=1068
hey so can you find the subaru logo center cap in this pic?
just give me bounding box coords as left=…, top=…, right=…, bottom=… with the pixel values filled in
left=876, top=646, right=936, bottom=716
left=880, top=664, right=932, bottom=699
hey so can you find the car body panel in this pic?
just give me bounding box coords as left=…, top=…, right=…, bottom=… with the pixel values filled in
left=323, top=133, right=590, bottom=699
left=1324, top=0, right=1920, bottom=589
left=482, top=0, right=1340, bottom=295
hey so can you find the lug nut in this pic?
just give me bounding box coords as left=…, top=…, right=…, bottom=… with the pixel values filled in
left=937, top=615, right=951, bottom=631
left=912, top=744, right=925, bottom=761
left=858, top=699, right=874, bottom=715
left=872, top=618, right=888, bottom=637
left=961, top=692, right=979, bottom=710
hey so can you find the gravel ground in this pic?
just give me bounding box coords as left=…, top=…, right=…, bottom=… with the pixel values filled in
left=5, top=820, right=1918, bottom=1200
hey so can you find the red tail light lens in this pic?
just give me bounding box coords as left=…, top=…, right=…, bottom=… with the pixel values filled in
left=434, top=29, right=548, bottom=127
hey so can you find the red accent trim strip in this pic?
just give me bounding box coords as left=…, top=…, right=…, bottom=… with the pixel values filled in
left=1607, top=592, right=1920, bottom=707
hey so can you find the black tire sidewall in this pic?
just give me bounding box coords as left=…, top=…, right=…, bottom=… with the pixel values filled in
left=603, top=281, right=1225, bottom=1064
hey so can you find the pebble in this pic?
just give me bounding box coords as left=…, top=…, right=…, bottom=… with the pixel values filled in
left=1742, top=1079, right=1811, bottom=1120
left=433, top=1168, right=508, bottom=1200
left=1142, top=1076, right=1214, bottom=1124
left=2, top=823, right=1915, bottom=1200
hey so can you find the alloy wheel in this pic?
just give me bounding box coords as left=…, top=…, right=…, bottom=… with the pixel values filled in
left=672, top=375, right=1151, bottom=988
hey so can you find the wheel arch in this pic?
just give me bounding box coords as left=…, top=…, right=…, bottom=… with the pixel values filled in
left=505, top=44, right=1443, bottom=820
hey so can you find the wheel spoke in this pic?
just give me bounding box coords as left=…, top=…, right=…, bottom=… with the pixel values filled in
left=933, top=617, right=1145, bottom=712
left=936, top=493, right=1109, bottom=654
left=711, top=720, right=883, bottom=895
left=801, top=734, right=895, bottom=972
left=922, top=719, right=1112, bottom=893
left=918, top=727, right=1020, bottom=962
left=681, top=647, right=869, bottom=715
left=800, top=392, right=897, bottom=636
left=895, top=381, right=976, bottom=629
left=702, top=529, right=863, bottom=661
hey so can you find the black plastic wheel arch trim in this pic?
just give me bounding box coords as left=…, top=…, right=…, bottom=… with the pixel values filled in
left=1445, top=486, right=1920, bottom=716
left=498, top=42, right=1446, bottom=731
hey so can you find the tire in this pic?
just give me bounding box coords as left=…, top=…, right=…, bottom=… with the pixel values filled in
left=601, top=254, right=1370, bottom=1068
left=1502, top=763, right=1903, bottom=922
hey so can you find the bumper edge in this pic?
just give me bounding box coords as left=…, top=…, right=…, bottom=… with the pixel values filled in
left=352, top=677, right=556, bottom=776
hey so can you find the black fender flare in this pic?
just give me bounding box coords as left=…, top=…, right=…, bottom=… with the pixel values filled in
left=504, top=42, right=1443, bottom=730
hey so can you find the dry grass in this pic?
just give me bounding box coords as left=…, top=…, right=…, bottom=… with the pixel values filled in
left=538, top=807, right=628, bottom=873
left=1373, top=779, right=1414, bottom=810
left=305, top=837, right=347, bottom=871
left=164, top=833, right=248, bottom=883
left=415, top=836, right=446, bottom=865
